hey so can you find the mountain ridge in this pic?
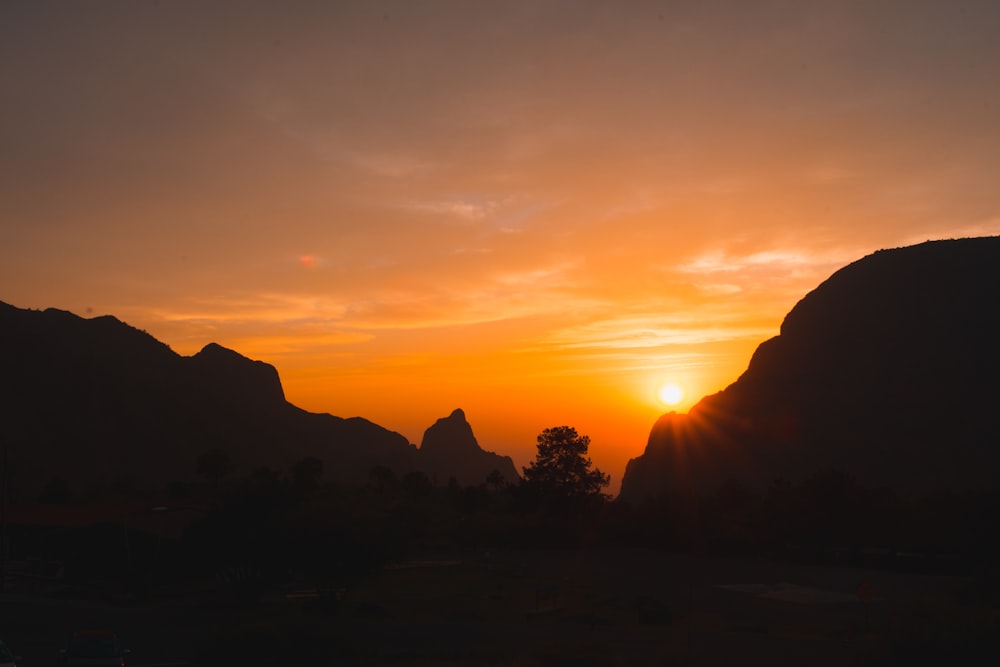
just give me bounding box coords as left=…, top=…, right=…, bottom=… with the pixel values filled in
left=0, top=301, right=514, bottom=500
left=620, top=237, right=1000, bottom=503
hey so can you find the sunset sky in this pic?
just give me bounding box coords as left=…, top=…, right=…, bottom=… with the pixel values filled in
left=3, top=1, right=1000, bottom=491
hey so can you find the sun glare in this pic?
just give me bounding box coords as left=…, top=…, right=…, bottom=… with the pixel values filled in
left=657, top=382, right=685, bottom=407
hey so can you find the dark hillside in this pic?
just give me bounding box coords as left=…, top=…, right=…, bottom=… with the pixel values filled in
left=0, top=302, right=417, bottom=499
left=621, top=237, right=1000, bottom=503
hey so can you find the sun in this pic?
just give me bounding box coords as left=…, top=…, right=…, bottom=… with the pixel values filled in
left=657, top=381, right=685, bottom=407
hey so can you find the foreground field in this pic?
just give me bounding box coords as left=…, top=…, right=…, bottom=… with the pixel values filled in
left=2, top=548, right=996, bottom=666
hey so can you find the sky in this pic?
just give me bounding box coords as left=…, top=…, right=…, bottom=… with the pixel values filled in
left=3, top=0, right=1000, bottom=492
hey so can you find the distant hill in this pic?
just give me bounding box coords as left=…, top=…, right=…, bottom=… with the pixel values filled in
left=620, top=237, right=1000, bottom=503
left=0, top=302, right=434, bottom=500
left=418, top=408, right=519, bottom=487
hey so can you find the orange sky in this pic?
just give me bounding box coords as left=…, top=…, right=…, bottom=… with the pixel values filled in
left=3, top=1, right=1000, bottom=492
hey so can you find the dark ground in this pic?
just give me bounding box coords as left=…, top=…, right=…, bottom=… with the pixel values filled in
left=2, top=548, right=996, bottom=666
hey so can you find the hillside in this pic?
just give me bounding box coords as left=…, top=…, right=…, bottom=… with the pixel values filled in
left=620, top=237, right=1000, bottom=503
left=0, top=302, right=422, bottom=499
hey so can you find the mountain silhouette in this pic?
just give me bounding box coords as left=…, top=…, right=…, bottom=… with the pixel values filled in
left=418, top=408, right=519, bottom=486
left=0, top=302, right=419, bottom=499
left=620, top=237, right=1000, bottom=503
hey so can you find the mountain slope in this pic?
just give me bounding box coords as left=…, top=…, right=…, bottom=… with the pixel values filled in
left=620, top=237, right=1000, bottom=503
left=0, top=302, right=417, bottom=499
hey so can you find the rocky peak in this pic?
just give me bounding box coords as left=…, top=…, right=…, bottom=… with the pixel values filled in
left=0, top=300, right=421, bottom=496
left=418, top=408, right=520, bottom=487
left=188, top=342, right=286, bottom=404
left=420, top=408, right=477, bottom=458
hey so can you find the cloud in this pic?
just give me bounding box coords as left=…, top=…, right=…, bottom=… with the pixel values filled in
left=494, top=261, right=578, bottom=288
left=667, top=244, right=863, bottom=298
left=138, top=256, right=591, bottom=338
left=147, top=293, right=350, bottom=326
left=392, top=194, right=550, bottom=231
left=349, top=152, right=437, bottom=178
left=697, top=283, right=744, bottom=296
left=341, top=259, right=590, bottom=330
left=543, top=313, right=775, bottom=351
left=675, top=249, right=818, bottom=275
left=407, top=198, right=499, bottom=221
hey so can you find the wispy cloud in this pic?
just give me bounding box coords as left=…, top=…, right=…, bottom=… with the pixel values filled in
left=149, top=293, right=350, bottom=325
left=667, top=244, right=863, bottom=298
left=393, top=194, right=550, bottom=230
left=349, top=152, right=436, bottom=178
left=675, top=249, right=819, bottom=275
left=407, top=197, right=500, bottom=221
left=543, top=313, right=775, bottom=351
left=342, top=259, right=589, bottom=330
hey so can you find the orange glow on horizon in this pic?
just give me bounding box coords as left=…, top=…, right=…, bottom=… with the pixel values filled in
left=6, top=2, right=1000, bottom=494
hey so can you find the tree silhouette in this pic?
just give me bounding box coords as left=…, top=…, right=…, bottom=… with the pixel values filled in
left=522, top=426, right=610, bottom=502
left=368, top=465, right=398, bottom=494
left=197, top=448, right=234, bottom=488
left=292, top=456, right=324, bottom=493
left=485, top=469, right=508, bottom=491
left=401, top=470, right=433, bottom=498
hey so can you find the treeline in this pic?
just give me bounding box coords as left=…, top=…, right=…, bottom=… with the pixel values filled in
left=62, top=466, right=1000, bottom=596
left=610, top=470, right=1000, bottom=567
left=11, top=429, right=1000, bottom=603
left=24, top=461, right=608, bottom=600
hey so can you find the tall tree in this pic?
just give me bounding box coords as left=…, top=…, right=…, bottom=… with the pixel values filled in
left=522, top=426, right=610, bottom=501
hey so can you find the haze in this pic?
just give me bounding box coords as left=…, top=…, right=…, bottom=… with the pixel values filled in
left=3, top=0, right=1000, bottom=490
